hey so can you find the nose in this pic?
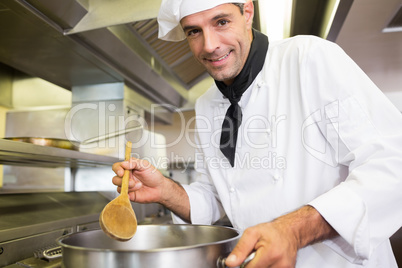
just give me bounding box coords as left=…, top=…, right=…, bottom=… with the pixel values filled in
left=202, top=28, right=220, bottom=53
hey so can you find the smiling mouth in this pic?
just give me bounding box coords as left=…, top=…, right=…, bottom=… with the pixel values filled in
left=207, top=51, right=231, bottom=62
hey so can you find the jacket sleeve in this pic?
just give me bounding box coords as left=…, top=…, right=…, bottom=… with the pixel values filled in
left=301, top=37, right=402, bottom=264
left=171, top=174, right=225, bottom=225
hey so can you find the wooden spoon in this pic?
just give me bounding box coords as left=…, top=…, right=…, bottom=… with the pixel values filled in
left=99, top=141, right=137, bottom=241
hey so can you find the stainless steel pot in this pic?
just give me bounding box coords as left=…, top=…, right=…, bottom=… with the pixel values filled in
left=57, top=224, right=241, bottom=268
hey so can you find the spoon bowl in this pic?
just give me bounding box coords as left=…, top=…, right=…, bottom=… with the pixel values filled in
left=99, top=141, right=137, bottom=241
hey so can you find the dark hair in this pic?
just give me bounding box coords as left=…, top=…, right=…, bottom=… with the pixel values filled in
left=232, top=3, right=244, bottom=15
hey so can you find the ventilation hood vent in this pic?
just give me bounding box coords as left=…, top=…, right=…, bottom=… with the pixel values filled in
left=129, top=19, right=208, bottom=87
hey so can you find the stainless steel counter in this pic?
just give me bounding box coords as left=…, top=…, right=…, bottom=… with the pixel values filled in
left=0, top=192, right=110, bottom=267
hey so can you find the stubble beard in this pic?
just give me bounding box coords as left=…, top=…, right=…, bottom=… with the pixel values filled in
left=205, top=62, right=242, bottom=84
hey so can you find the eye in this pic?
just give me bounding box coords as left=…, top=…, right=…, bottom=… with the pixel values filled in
left=217, top=19, right=229, bottom=26
left=186, top=29, right=200, bottom=37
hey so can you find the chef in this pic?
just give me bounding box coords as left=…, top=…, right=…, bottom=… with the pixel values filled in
left=112, top=0, right=402, bottom=267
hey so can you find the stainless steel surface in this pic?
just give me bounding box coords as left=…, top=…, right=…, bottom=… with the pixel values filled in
left=0, top=139, right=119, bottom=168
left=0, top=0, right=120, bottom=87
left=290, top=0, right=354, bottom=41
left=0, top=0, right=190, bottom=110
left=6, top=257, right=62, bottom=268
left=0, top=63, right=12, bottom=108
left=0, top=192, right=107, bottom=238
left=58, top=225, right=240, bottom=268
left=7, top=258, right=61, bottom=268
left=71, top=82, right=126, bottom=102
left=0, top=192, right=109, bottom=267
left=65, top=0, right=162, bottom=34
left=1, top=228, right=68, bottom=267
left=129, top=19, right=209, bottom=88
left=69, top=83, right=145, bottom=159
left=326, top=0, right=354, bottom=41
left=2, top=165, right=66, bottom=193
left=3, top=105, right=120, bottom=193
left=383, top=4, right=402, bottom=33
left=69, top=83, right=170, bottom=170
left=42, top=246, right=63, bottom=260
left=5, top=107, right=71, bottom=139
left=105, top=24, right=189, bottom=103
left=0, top=192, right=171, bottom=267
left=4, top=137, right=79, bottom=151
left=81, top=125, right=143, bottom=146
left=71, top=82, right=173, bottom=124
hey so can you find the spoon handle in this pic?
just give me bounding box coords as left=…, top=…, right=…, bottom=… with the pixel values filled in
left=121, top=141, right=132, bottom=198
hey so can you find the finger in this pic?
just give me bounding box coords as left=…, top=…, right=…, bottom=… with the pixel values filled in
left=113, top=174, right=137, bottom=186
left=129, top=158, right=159, bottom=174
left=114, top=176, right=140, bottom=190
left=112, top=162, right=125, bottom=177
left=226, top=228, right=260, bottom=267
left=112, top=176, right=122, bottom=186
left=131, top=180, right=143, bottom=190
left=246, top=252, right=292, bottom=268
left=112, top=158, right=143, bottom=177
left=241, top=250, right=263, bottom=268
left=128, top=191, right=136, bottom=202
left=125, top=157, right=149, bottom=171
left=128, top=179, right=135, bottom=188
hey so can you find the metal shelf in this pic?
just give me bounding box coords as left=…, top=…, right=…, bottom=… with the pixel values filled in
left=0, top=139, right=120, bottom=168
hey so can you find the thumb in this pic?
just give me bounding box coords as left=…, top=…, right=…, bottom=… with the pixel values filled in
left=226, top=229, right=259, bottom=267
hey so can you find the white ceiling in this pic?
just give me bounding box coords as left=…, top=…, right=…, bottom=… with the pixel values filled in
left=335, top=0, right=402, bottom=108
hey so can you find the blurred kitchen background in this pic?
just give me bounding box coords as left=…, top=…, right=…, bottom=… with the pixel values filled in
left=0, top=0, right=401, bottom=267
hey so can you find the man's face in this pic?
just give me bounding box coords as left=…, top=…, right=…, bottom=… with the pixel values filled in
left=180, top=2, right=254, bottom=85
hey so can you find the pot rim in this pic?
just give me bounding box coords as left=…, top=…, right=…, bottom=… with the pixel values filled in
left=57, top=224, right=241, bottom=253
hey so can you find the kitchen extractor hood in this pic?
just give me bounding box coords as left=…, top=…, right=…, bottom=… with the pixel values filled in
left=0, top=0, right=194, bottom=114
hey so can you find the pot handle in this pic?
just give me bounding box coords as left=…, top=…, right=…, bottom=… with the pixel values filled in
left=216, top=252, right=256, bottom=268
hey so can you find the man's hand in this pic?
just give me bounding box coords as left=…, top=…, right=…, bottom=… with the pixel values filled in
left=225, top=206, right=338, bottom=267
left=225, top=221, right=298, bottom=267
left=112, top=158, right=165, bottom=203
left=112, top=157, right=191, bottom=221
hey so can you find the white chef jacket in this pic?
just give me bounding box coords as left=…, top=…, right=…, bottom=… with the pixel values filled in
left=172, top=35, right=402, bottom=267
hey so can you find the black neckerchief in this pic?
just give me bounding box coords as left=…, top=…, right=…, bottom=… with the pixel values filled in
left=215, top=30, right=269, bottom=167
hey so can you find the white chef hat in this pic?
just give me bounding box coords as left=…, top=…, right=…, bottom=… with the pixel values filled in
left=157, top=0, right=247, bottom=42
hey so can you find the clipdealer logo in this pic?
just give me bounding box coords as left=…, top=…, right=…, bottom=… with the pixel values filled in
left=301, top=100, right=340, bottom=167
left=197, top=151, right=287, bottom=170
left=63, top=100, right=341, bottom=171
left=64, top=102, right=147, bottom=150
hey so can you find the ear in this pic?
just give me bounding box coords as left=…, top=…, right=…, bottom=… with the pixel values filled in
left=244, top=0, right=254, bottom=30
